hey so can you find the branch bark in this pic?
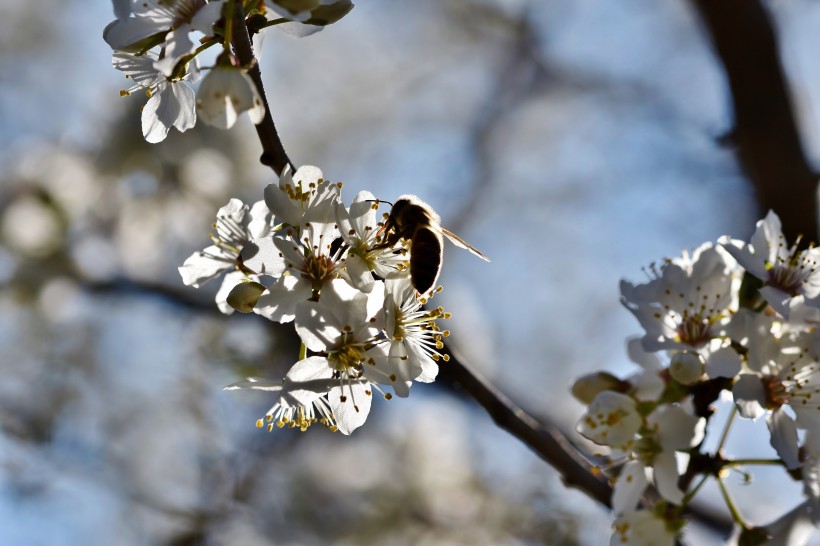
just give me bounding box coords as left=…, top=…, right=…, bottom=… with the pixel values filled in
left=690, top=0, right=818, bottom=241
left=437, top=345, right=612, bottom=504
left=231, top=1, right=294, bottom=176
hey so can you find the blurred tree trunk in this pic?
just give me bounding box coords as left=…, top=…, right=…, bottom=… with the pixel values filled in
left=691, top=0, right=818, bottom=242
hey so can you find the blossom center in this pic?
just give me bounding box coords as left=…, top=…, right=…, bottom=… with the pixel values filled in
left=330, top=345, right=366, bottom=375
left=675, top=315, right=711, bottom=347
left=767, top=259, right=816, bottom=296
left=283, top=181, right=315, bottom=206
left=303, top=253, right=337, bottom=283
left=761, top=374, right=789, bottom=410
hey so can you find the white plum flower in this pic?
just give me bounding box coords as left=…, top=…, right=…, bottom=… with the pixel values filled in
left=611, top=509, right=680, bottom=546
left=577, top=391, right=643, bottom=450
left=720, top=210, right=820, bottom=319
left=251, top=204, right=346, bottom=323
left=196, top=66, right=265, bottom=130
left=224, top=376, right=338, bottom=432
left=335, top=191, right=408, bottom=293
left=732, top=332, right=820, bottom=466
left=289, top=279, right=387, bottom=434
left=179, top=199, right=273, bottom=287
left=179, top=199, right=274, bottom=313
left=620, top=243, right=741, bottom=378
left=263, top=164, right=339, bottom=229
left=366, top=276, right=448, bottom=397
left=113, top=52, right=197, bottom=143
left=612, top=405, right=704, bottom=510
left=104, top=0, right=226, bottom=77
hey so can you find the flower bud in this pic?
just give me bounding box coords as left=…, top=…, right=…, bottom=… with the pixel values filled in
left=226, top=280, right=266, bottom=313
left=669, top=351, right=703, bottom=385
left=571, top=372, right=625, bottom=404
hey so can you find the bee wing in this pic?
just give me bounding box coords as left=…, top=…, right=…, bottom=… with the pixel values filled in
left=440, top=228, right=490, bottom=262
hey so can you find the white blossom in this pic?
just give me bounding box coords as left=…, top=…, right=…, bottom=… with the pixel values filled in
left=624, top=338, right=665, bottom=402
left=113, top=52, right=196, bottom=143
left=263, top=164, right=339, bottom=229
left=610, top=509, right=679, bottom=546
left=289, top=279, right=387, bottom=434
left=179, top=199, right=273, bottom=314
left=335, top=191, right=408, bottom=293
left=224, top=376, right=338, bottom=432
left=251, top=196, right=346, bottom=323
left=720, top=210, right=820, bottom=319
left=620, top=243, right=741, bottom=378
left=577, top=391, right=642, bottom=449
left=610, top=405, right=705, bottom=510
left=366, top=276, right=448, bottom=397
left=732, top=332, right=820, bottom=432
left=104, top=0, right=226, bottom=77
left=196, top=66, right=265, bottom=130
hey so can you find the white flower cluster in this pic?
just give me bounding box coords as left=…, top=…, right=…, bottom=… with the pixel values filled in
left=180, top=165, right=451, bottom=434
left=103, top=0, right=353, bottom=142
left=574, top=211, right=820, bottom=545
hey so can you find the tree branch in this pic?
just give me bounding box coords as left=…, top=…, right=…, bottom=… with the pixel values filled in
left=690, top=0, right=818, bottom=241
left=231, top=0, right=294, bottom=176
left=437, top=344, right=612, bottom=504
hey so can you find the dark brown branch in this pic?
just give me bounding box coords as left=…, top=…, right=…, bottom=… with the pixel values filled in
left=231, top=1, right=294, bottom=176
left=438, top=344, right=612, bottom=504
left=690, top=0, right=818, bottom=241
left=438, top=345, right=733, bottom=536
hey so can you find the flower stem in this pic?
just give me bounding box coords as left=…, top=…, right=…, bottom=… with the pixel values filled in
left=194, top=37, right=219, bottom=57
left=727, top=458, right=785, bottom=467
left=230, top=0, right=294, bottom=175
left=299, top=342, right=307, bottom=361
left=681, top=474, right=709, bottom=506
left=258, top=17, right=288, bottom=30
left=170, top=38, right=219, bottom=80
left=717, top=477, right=747, bottom=529
left=224, top=0, right=235, bottom=51
left=716, top=405, right=737, bottom=453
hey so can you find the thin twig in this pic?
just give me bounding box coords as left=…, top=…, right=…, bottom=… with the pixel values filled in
left=230, top=0, right=294, bottom=176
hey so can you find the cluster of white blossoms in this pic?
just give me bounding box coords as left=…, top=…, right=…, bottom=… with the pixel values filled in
left=104, top=0, right=353, bottom=143
left=180, top=165, right=451, bottom=434
left=574, top=211, right=820, bottom=545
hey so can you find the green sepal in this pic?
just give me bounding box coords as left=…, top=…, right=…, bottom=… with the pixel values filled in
left=306, top=1, right=353, bottom=26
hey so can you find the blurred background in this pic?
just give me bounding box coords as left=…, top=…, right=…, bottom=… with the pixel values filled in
left=1, top=0, right=818, bottom=544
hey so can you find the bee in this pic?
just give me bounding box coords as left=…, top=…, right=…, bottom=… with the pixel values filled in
left=377, top=195, right=490, bottom=294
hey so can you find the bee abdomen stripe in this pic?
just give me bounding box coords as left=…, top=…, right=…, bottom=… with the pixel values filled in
left=410, top=227, right=443, bottom=294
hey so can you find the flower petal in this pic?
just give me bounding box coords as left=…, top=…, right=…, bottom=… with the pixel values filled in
left=612, top=460, right=648, bottom=516
left=733, top=374, right=767, bottom=420
left=329, top=382, right=372, bottom=435
left=767, top=409, right=801, bottom=470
